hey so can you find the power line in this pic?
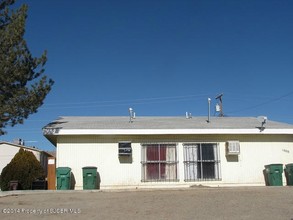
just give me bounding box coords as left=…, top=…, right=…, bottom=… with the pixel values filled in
left=227, top=91, right=293, bottom=114
left=39, top=93, right=210, bottom=110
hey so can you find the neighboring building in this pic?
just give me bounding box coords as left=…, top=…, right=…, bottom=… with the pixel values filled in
left=43, top=116, right=293, bottom=189
left=0, top=141, right=53, bottom=176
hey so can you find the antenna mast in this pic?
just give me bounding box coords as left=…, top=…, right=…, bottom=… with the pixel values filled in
left=215, top=93, right=224, bottom=117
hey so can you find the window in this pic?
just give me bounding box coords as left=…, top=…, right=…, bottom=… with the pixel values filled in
left=183, top=143, right=221, bottom=181
left=141, top=143, right=178, bottom=182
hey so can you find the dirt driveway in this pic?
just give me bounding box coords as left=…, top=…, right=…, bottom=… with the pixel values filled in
left=1, top=186, right=293, bottom=220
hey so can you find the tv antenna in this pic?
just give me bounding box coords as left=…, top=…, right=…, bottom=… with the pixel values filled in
left=215, top=93, right=224, bottom=117
left=257, top=116, right=268, bottom=131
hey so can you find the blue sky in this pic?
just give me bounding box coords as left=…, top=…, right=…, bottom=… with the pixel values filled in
left=2, top=0, right=293, bottom=151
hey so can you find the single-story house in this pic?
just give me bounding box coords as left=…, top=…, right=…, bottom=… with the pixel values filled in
left=0, top=141, right=53, bottom=176
left=43, top=116, right=293, bottom=189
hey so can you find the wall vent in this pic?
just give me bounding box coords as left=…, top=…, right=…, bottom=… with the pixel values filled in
left=226, top=141, right=240, bottom=155
left=118, top=142, right=132, bottom=156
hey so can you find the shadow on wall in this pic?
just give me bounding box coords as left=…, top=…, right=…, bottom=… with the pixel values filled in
left=263, top=169, right=269, bottom=186
left=119, top=156, right=133, bottom=164
left=225, top=155, right=239, bottom=162
left=70, top=173, right=76, bottom=190
left=96, top=172, right=101, bottom=190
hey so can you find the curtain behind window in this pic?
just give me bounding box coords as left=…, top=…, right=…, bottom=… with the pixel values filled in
left=165, top=145, right=176, bottom=180
left=184, top=144, right=198, bottom=180
left=144, top=144, right=177, bottom=181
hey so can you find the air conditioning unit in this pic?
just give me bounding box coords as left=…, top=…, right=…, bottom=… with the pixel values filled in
left=118, top=142, right=132, bottom=156
left=226, top=141, right=240, bottom=155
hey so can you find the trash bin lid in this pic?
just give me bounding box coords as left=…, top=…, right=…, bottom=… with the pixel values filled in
left=82, top=166, right=97, bottom=169
left=9, top=180, right=19, bottom=183
left=57, top=166, right=71, bottom=169
left=285, top=164, right=293, bottom=171
left=56, top=167, right=71, bottom=175
left=265, top=164, right=283, bottom=168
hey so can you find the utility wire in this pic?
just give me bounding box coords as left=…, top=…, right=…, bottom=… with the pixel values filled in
left=40, top=93, right=210, bottom=110
left=227, top=91, right=293, bottom=114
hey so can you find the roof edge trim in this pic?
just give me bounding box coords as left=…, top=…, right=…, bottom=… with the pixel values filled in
left=46, top=128, right=293, bottom=135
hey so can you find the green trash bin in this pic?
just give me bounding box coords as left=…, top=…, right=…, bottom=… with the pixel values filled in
left=56, top=167, right=71, bottom=190
left=284, top=163, right=293, bottom=186
left=82, top=166, right=97, bottom=190
left=264, top=164, right=283, bottom=186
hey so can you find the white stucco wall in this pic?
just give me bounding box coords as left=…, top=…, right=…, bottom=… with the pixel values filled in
left=56, top=134, right=293, bottom=189
left=220, top=137, right=293, bottom=185
left=0, top=143, right=42, bottom=175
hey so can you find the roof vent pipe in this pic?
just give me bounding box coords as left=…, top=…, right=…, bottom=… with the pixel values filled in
left=207, top=98, right=211, bottom=123
left=186, top=112, right=192, bottom=119
left=129, top=108, right=135, bottom=123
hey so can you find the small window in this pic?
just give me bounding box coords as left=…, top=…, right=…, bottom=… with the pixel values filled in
left=118, top=142, right=132, bottom=156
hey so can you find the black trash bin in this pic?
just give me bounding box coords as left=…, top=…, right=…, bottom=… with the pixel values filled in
left=31, top=179, right=48, bottom=190
left=284, top=163, right=293, bottom=186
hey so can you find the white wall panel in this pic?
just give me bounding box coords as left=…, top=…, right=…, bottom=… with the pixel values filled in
left=221, top=135, right=293, bottom=185
left=57, top=134, right=293, bottom=188
left=57, top=136, right=142, bottom=189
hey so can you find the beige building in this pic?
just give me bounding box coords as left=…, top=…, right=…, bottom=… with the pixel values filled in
left=0, top=141, right=52, bottom=176
left=43, top=116, right=293, bottom=189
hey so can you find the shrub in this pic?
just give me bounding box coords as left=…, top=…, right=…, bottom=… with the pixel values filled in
left=0, top=148, right=45, bottom=191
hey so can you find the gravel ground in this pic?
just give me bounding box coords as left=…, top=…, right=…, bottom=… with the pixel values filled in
left=0, top=186, right=293, bottom=220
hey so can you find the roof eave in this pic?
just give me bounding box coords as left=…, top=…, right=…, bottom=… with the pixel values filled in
left=43, top=135, right=58, bottom=147
left=43, top=128, right=293, bottom=136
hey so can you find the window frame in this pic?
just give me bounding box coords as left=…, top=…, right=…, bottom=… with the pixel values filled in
left=183, top=143, right=221, bottom=181
left=141, top=143, right=179, bottom=182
